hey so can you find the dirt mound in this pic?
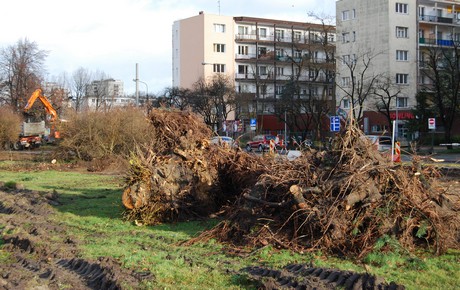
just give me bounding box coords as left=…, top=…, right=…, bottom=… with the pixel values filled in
left=0, top=187, right=149, bottom=289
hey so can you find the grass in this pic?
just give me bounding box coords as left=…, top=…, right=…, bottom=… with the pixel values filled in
left=0, top=165, right=459, bottom=289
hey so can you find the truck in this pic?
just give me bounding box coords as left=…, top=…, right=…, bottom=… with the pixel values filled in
left=15, top=120, right=47, bottom=150
left=13, top=89, right=60, bottom=150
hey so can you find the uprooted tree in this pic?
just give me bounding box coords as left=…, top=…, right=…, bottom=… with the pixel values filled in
left=122, top=108, right=460, bottom=258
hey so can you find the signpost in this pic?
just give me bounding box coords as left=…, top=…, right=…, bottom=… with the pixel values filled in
left=428, top=117, right=436, bottom=153
left=330, top=116, right=340, bottom=132
left=250, top=118, right=256, bottom=131
left=428, top=118, right=436, bottom=130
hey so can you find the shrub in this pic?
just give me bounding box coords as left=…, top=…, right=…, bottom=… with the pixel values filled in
left=57, top=107, right=156, bottom=161
left=0, top=107, right=22, bottom=150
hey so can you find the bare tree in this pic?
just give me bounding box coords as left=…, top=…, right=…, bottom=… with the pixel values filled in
left=158, top=86, right=192, bottom=110
left=272, top=14, right=335, bottom=142
left=420, top=40, right=460, bottom=148
left=190, top=74, right=236, bottom=134
left=0, top=38, right=48, bottom=110
left=372, top=76, right=402, bottom=134
left=71, top=67, right=92, bottom=112
left=336, top=51, right=383, bottom=122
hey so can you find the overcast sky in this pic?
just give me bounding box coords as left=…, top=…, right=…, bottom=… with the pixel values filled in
left=1, top=0, right=336, bottom=95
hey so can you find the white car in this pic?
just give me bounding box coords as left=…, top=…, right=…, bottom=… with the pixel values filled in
left=362, top=135, right=392, bottom=152
left=210, top=136, right=238, bottom=148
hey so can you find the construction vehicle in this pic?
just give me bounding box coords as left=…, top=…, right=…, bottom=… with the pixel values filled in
left=15, top=89, right=60, bottom=149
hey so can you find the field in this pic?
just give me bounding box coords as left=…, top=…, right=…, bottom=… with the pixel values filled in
left=0, top=150, right=459, bottom=289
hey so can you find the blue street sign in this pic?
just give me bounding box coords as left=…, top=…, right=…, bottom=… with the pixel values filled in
left=330, top=116, right=340, bottom=132
left=250, top=118, right=257, bottom=131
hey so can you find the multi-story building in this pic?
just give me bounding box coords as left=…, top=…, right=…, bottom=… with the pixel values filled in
left=85, top=79, right=129, bottom=109
left=172, top=12, right=336, bottom=136
left=336, top=0, right=460, bottom=140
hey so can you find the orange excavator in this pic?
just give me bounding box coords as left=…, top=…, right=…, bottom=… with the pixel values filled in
left=16, top=89, right=60, bottom=149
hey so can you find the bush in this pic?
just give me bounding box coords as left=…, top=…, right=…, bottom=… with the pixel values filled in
left=0, top=107, right=22, bottom=150
left=57, top=107, right=156, bottom=161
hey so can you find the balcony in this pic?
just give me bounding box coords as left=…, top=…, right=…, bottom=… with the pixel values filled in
left=235, top=53, right=335, bottom=65
left=234, top=73, right=334, bottom=84
left=419, top=14, right=454, bottom=24
left=419, top=37, right=458, bottom=47
left=234, top=34, right=334, bottom=45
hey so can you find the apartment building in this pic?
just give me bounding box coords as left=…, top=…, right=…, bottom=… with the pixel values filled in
left=85, top=79, right=128, bottom=109
left=172, top=12, right=336, bottom=134
left=336, top=0, right=460, bottom=139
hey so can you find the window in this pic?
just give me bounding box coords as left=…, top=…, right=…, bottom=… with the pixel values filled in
left=396, top=50, right=408, bottom=61
left=294, top=50, right=302, bottom=58
left=294, top=67, right=300, bottom=75
left=276, top=48, right=285, bottom=57
left=259, top=28, right=267, bottom=37
left=396, top=97, right=408, bottom=108
left=309, top=70, right=316, bottom=79
left=275, top=29, right=284, bottom=40
left=238, top=26, right=248, bottom=35
left=343, top=98, right=350, bottom=109
left=213, top=43, right=225, bottom=53
left=238, top=45, right=248, bottom=55
left=396, top=73, right=408, bottom=84
left=214, top=24, right=225, bottom=33
left=258, top=66, right=267, bottom=75
left=213, top=64, right=225, bottom=73
left=238, top=65, right=248, bottom=74
left=342, top=32, right=350, bottom=43
left=275, top=85, right=284, bottom=95
left=396, top=26, right=408, bottom=38
left=342, top=54, right=350, bottom=64
left=342, top=77, right=351, bottom=87
left=276, top=67, right=284, bottom=75
left=258, top=47, right=267, bottom=56
left=309, top=87, right=318, bottom=96
left=258, top=84, right=267, bottom=95
left=352, top=31, right=356, bottom=41
left=342, top=10, right=350, bottom=21
left=352, top=9, right=356, bottom=18
left=396, top=3, right=408, bottom=14
left=294, top=31, right=302, bottom=41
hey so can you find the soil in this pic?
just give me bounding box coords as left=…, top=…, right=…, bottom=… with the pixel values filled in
left=0, top=149, right=458, bottom=289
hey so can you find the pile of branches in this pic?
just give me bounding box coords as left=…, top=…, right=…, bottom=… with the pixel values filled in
left=193, top=122, right=459, bottom=257
left=122, top=110, right=459, bottom=257
left=122, top=108, right=260, bottom=224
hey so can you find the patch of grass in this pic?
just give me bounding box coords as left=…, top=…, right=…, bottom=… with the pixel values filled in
left=1, top=166, right=459, bottom=289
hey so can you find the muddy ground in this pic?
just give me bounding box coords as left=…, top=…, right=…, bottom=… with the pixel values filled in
left=0, top=149, right=458, bottom=289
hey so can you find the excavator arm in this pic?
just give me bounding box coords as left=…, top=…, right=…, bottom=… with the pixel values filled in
left=24, top=89, right=58, bottom=122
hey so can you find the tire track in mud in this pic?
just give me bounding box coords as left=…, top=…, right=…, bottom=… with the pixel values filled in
left=0, top=187, right=149, bottom=289
left=242, top=264, right=405, bottom=289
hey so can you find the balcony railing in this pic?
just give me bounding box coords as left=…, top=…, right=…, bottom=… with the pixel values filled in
left=235, top=34, right=335, bottom=44
left=419, top=15, right=457, bottom=24
left=235, top=73, right=333, bottom=83
left=235, top=53, right=335, bottom=64
left=419, top=37, right=459, bottom=47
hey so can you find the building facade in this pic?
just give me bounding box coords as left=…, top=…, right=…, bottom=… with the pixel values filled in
left=85, top=79, right=129, bottom=109
left=336, top=0, right=460, bottom=140
left=172, top=12, right=336, bottom=137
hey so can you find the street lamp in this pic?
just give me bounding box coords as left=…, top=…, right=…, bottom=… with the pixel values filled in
left=139, top=80, right=149, bottom=103
left=132, top=79, right=148, bottom=105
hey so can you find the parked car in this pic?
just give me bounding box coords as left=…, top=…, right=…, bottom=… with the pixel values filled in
left=245, top=134, right=277, bottom=152
left=362, top=135, right=392, bottom=152
left=210, top=136, right=238, bottom=148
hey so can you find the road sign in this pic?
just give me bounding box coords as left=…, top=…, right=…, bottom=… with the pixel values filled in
left=330, top=116, right=340, bottom=132
left=428, top=118, right=436, bottom=130
left=250, top=118, right=257, bottom=131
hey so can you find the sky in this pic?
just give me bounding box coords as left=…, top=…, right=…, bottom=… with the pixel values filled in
left=1, top=0, right=336, bottom=96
